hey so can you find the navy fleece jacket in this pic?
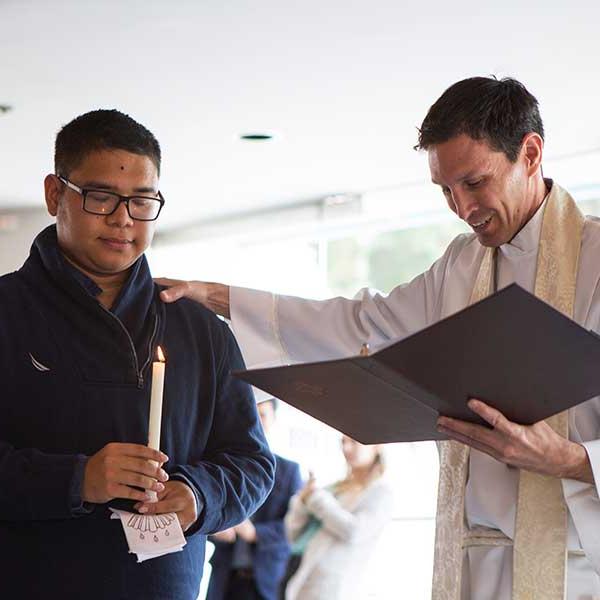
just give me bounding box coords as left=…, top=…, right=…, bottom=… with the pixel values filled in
left=0, top=226, right=275, bottom=600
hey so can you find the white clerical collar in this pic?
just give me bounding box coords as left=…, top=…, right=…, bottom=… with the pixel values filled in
left=500, top=189, right=549, bottom=256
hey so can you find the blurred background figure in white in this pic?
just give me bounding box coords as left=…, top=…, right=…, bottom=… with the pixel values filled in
left=282, top=436, right=393, bottom=600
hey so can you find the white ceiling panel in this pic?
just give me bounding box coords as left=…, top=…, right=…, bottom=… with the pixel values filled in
left=1, top=0, right=599, bottom=229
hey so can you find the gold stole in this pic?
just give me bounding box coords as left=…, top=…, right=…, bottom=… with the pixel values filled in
left=431, top=184, right=585, bottom=600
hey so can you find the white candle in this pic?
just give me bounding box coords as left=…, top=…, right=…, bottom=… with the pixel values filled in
left=148, top=346, right=166, bottom=450
left=147, top=346, right=166, bottom=503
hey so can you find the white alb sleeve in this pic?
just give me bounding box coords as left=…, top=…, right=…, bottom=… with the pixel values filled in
left=230, top=235, right=466, bottom=368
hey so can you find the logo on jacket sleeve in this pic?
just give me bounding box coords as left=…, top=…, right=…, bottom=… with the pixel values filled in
left=29, top=353, right=51, bottom=372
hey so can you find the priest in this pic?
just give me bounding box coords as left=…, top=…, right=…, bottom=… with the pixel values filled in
left=159, top=76, right=600, bottom=599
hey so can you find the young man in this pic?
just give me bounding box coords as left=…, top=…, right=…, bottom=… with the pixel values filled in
left=160, top=78, right=600, bottom=599
left=0, top=110, right=274, bottom=600
left=207, top=396, right=303, bottom=600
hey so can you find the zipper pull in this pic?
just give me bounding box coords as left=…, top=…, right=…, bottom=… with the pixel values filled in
left=137, top=373, right=144, bottom=389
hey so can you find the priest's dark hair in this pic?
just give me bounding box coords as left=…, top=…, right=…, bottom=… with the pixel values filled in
left=54, top=109, right=161, bottom=177
left=415, top=76, right=544, bottom=162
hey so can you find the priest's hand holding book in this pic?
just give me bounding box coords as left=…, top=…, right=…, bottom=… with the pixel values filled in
left=437, top=398, right=594, bottom=484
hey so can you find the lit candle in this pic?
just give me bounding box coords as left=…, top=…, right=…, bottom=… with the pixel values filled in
left=147, top=346, right=166, bottom=503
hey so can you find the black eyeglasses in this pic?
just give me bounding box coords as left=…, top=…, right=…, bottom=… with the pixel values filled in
left=57, top=176, right=165, bottom=222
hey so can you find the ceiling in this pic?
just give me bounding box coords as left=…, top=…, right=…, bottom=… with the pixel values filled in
left=1, top=0, right=599, bottom=230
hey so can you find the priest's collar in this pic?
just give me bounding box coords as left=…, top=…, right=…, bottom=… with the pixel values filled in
left=500, top=180, right=552, bottom=255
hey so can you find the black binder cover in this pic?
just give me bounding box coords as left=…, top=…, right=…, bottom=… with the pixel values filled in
left=234, top=285, right=600, bottom=443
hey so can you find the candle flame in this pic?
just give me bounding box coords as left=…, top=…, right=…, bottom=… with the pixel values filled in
left=157, top=346, right=166, bottom=362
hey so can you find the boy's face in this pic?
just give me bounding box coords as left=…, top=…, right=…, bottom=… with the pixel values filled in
left=45, top=149, right=160, bottom=277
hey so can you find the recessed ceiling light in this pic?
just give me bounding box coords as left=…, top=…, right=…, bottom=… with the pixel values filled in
left=239, top=132, right=275, bottom=142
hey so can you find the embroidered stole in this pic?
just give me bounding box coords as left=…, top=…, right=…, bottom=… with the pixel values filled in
left=431, top=185, right=585, bottom=600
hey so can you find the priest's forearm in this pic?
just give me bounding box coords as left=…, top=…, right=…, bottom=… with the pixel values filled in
left=206, top=283, right=231, bottom=319
left=562, top=442, right=595, bottom=484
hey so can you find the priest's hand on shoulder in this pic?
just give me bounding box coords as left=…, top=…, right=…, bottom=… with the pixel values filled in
left=82, top=443, right=169, bottom=504
left=437, top=399, right=594, bottom=484
left=155, top=277, right=231, bottom=319
left=134, top=481, right=198, bottom=532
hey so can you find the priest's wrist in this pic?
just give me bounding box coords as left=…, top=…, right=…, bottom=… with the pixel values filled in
left=206, top=283, right=231, bottom=319
left=561, top=442, right=594, bottom=484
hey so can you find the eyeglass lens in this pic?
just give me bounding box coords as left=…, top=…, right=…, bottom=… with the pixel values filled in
left=85, top=191, right=161, bottom=220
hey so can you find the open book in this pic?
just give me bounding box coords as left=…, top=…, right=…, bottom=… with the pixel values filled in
left=234, top=285, right=600, bottom=443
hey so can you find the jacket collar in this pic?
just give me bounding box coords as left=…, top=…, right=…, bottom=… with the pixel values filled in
left=20, top=225, right=161, bottom=380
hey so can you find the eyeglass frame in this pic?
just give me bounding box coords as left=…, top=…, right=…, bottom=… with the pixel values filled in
left=57, top=175, right=165, bottom=222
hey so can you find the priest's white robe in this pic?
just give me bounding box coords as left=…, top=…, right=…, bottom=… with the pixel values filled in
left=230, top=186, right=600, bottom=599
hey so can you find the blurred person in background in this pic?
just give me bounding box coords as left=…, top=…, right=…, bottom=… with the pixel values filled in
left=207, top=396, right=303, bottom=600
left=281, top=435, right=393, bottom=600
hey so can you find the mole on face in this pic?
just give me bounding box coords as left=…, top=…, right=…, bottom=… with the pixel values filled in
left=120, top=165, right=125, bottom=171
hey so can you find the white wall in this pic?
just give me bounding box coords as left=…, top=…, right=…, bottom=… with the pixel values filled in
left=0, top=208, right=52, bottom=275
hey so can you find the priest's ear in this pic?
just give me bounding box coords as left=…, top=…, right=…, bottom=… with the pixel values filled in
left=44, top=174, right=63, bottom=217
left=521, top=132, right=544, bottom=178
